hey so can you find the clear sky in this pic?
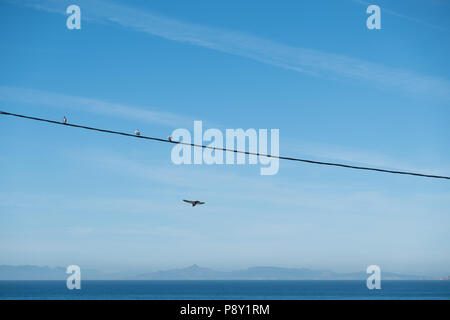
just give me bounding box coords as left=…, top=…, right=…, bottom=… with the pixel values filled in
left=0, top=0, right=449, bottom=276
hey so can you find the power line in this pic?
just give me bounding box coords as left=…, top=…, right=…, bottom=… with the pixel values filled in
left=1, top=110, right=449, bottom=180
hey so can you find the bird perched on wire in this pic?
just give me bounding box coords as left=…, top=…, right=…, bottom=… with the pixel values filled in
left=135, top=129, right=141, bottom=136
left=62, top=116, right=67, bottom=124
left=183, top=199, right=205, bottom=207
left=168, top=136, right=173, bottom=142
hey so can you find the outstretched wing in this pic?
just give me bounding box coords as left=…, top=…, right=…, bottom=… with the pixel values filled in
left=183, top=200, right=195, bottom=205
left=197, top=201, right=205, bottom=205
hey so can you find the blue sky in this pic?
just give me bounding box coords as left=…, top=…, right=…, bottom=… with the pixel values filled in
left=0, top=0, right=449, bottom=276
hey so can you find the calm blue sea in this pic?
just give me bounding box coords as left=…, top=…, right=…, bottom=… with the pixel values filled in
left=0, top=280, right=449, bottom=300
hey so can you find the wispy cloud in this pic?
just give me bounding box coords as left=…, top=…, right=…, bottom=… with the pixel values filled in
left=0, top=85, right=445, bottom=178
left=0, top=86, right=193, bottom=127
left=10, top=0, right=450, bottom=100
left=65, top=148, right=450, bottom=213
left=352, top=0, right=450, bottom=32
left=4, top=147, right=450, bottom=221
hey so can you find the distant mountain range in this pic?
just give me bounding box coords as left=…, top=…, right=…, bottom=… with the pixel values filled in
left=0, top=265, right=109, bottom=280
left=0, top=264, right=439, bottom=280
left=134, top=264, right=428, bottom=280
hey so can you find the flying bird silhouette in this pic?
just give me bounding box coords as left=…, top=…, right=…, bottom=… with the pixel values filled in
left=183, top=200, right=205, bottom=207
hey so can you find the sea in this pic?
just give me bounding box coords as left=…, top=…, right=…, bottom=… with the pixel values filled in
left=0, top=280, right=449, bottom=300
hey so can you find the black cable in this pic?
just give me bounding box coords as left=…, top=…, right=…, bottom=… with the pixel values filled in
left=1, top=110, right=449, bottom=180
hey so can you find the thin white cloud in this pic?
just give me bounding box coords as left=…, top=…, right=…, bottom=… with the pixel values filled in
left=66, top=148, right=450, bottom=213
left=3, top=148, right=449, bottom=218
left=0, top=85, right=446, bottom=179
left=9, top=0, right=450, bottom=100
left=0, top=86, right=193, bottom=127
left=352, top=0, right=450, bottom=32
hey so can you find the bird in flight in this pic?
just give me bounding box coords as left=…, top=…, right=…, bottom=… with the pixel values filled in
left=183, top=200, right=205, bottom=207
